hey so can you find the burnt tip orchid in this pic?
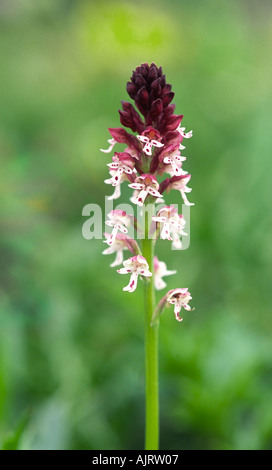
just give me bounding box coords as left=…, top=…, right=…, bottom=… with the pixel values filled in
left=99, top=63, right=195, bottom=450
left=101, top=62, right=194, bottom=305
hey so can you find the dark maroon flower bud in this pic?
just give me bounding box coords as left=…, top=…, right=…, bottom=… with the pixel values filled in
left=164, top=114, right=184, bottom=132
left=126, top=81, right=138, bottom=99
left=150, top=99, right=163, bottom=121
left=161, top=91, right=175, bottom=108
left=109, top=127, right=142, bottom=156
left=135, top=86, right=150, bottom=116
left=126, top=63, right=175, bottom=132
left=159, top=177, right=170, bottom=194
left=119, top=101, right=145, bottom=134
left=134, top=73, right=147, bottom=88
left=163, top=130, right=183, bottom=147
left=150, top=78, right=162, bottom=96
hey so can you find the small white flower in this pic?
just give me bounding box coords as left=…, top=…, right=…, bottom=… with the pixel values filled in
left=166, top=175, right=194, bottom=207
left=157, top=144, right=187, bottom=177
left=136, top=126, right=164, bottom=156
left=137, top=134, right=163, bottom=156
left=152, top=205, right=187, bottom=249
left=129, top=174, right=162, bottom=207
left=117, top=255, right=152, bottom=293
left=166, top=288, right=194, bottom=322
left=104, top=152, right=136, bottom=200
left=105, top=153, right=134, bottom=187
left=104, top=210, right=131, bottom=246
left=102, top=233, right=130, bottom=267
left=154, top=256, right=176, bottom=290
left=162, top=151, right=187, bottom=176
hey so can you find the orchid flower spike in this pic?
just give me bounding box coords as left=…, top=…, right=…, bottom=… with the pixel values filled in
left=129, top=174, right=162, bottom=206
left=104, top=210, right=131, bottom=246
left=152, top=205, right=187, bottom=249
left=101, top=63, right=195, bottom=320
left=117, top=255, right=152, bottom=293
left=154, top=256, right=177, bottom=290
left=166, top=288, right=194, bottom=322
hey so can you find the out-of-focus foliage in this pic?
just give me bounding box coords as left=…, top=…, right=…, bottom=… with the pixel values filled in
left=0, top=0, right=272, bottom=450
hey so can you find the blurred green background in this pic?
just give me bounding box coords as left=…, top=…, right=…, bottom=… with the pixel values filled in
left=1, top=0, right=272, bottom=450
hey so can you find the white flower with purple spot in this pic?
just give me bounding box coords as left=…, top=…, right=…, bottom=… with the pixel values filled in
left=129, top=174, right=162, bottom=207
left=166, top=175, right=194, bottom=206
left=166, top=288, right=194, bottom=322
left=104, top=210, right=131, bottom=246
left=104, top=152, right=135, bottom=200
left=158, top=144, right=187, bottom=177
left=117, top=255, right=152, bottom=293
left=152, top=205, right=187, bottom=249
left=137, top=127, right=164, bottom=156
left=154, top=256, right=177, bottom=290
left=102, top=233, right=131, bottom=267
left=105, top=152, right=135, bottom=186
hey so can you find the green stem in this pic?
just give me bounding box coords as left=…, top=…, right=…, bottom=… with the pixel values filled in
left=142, top=202, right=159, bottom=450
